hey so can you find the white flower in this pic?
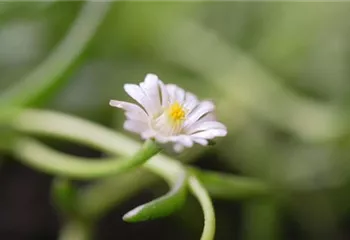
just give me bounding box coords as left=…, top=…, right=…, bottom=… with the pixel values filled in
left=109, top=73, right=227, bottom=152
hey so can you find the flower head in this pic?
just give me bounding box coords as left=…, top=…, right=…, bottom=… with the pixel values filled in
left=109, top=73, right=227, bottom=152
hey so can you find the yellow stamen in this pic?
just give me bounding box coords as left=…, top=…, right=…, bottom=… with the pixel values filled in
left=168, top=102, right=185, bottom=122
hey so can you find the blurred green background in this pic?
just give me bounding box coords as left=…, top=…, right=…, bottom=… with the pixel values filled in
left=2, top=1, right=350, bottom=240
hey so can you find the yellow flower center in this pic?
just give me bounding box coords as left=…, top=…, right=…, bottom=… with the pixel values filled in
left=168, top=102, right=185, bottom=122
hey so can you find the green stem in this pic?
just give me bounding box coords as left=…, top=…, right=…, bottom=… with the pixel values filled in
left=188, top=175, right=216, bottom=240
left=13, top=137, right=160, bottom=179
left=0, top=2, right=110, bottom=106
left=12, top=109, right=186, bottom=182
left=10, top=108, right=272, bottom=239
left=13, top=109, right=143, bottom=155
left=12, top=109, right=190, bottom=223
left=14, top=136, right=188, bottom=223
left=123, top=170, right=187, bottom=222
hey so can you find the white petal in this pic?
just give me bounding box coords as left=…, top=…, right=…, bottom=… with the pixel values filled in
left=166, top=84, right=185, bottom=104
left=187, top=121, right=226, bottom=134
left=140, top=73, right=161, bottom=112
left=166, top=84, right=177, bottom=103
left=125, top=111, right=147, bottom=122
left=184, top=101, right=215, bottom=128
left=196, top=112, right=216, bottom=123
left=175, top=87, right=185, bottom=104
left=123, top=120, right=148, bottom=134
left=109, top=100, right=148, bottom=122
left=154, top=135, right=169, bottom=144
left=192, top=138, right=208, bottom=146
left=141, top=129, right=156, bottom=139
left=173, top=143, right=185, bottom=153
left=191, top=129, right=227, bottom=139
left=184, top=113, right=217, bottom=131
left=170, top=135, right=193, bottom=147
left=215, top=129, right=227, bottom=136
left=152, top=112, right=174, bottom=136
left=153, top=134, right=193, bottom=148
left=183, top=91, right=198, bottom=114
left=124, top=84, right=155, bottom=115
left=109, top=100, right=143, bottom=113
left=158, top=80, right=169, bottom=108
left=144, top=73, right=159, bottom=85
left=190, top=131, right=215, bottom=139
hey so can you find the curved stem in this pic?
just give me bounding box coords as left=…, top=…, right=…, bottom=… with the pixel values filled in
left=12, top=109, right=185, bottom=182
left=12, top=109, right=190, bottom=223
left=123, top=170, right=187, bottom=222
left=0, top=2, right=110, bottom=106
left=13, top=137, right=160, bottom=179
left=13, top=135, right=188, bottom=223
left=13, top=109, right=144, bottom=155
left=188, top=175, right=216, bottom=240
